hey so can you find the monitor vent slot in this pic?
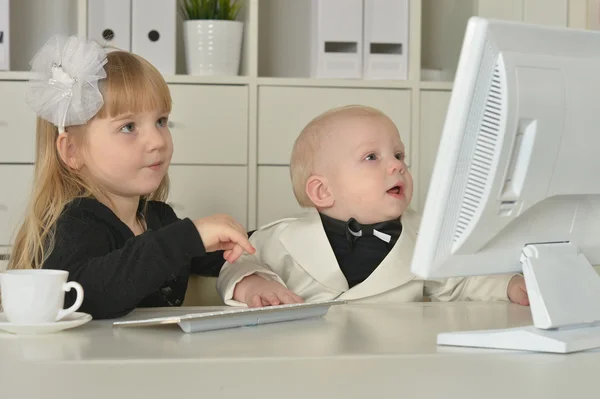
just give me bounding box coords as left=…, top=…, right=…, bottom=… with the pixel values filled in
left=453, top=65, right=503, bottom=243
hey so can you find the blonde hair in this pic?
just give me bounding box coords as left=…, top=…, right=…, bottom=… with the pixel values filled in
left=290, top=105, right=388, bottom=207
left=8, top=51, right=172, bottom=270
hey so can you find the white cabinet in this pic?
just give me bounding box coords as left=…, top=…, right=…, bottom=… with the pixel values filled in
left=257, top=166, right=306, bottom=227
left=0, top=165, right=34, bottom=246
left=169, top=85, right=248, bottom=165
left=167, top=165, right=248, bottom=228
left=258, top=87, right=412, bottom=165
left=0, top=82, right=36, bottom=163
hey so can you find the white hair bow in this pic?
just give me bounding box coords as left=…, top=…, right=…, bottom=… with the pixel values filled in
left=25, top=35, right=108, bottom=133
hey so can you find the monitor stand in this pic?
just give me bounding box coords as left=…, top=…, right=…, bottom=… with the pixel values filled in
left=437, top=242, right=600, bottom=353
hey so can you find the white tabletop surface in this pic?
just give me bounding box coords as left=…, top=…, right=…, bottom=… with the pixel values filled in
left=0, top=301, right=597, bottom=398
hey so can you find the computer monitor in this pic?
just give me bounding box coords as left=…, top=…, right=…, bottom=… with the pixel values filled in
left=410, top=17, right=600, bottom=353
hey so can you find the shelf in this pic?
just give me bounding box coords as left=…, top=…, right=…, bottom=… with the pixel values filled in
left=257, top=77, right=414, bottom=89
left=421, top=0, right=476, bottom=84
left=420, top=0, right=572, bottom=82
left=3, top=1, right=252, bottom=78
left=257, top=0, right=409, bottom=82
left=419, top=81, right=454, bottom=91
left=0, top=72, right=251, bottom=86
left=3, top=73, right=414, bottom=91
left=0, top=72, right=35, bottom=81
left=7, top=0, right=80, bottom=72
left=164, top=75, right=250, bottom=85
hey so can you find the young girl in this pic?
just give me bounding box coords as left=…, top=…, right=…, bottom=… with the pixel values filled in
left=7, top=35, right=255, bottom=319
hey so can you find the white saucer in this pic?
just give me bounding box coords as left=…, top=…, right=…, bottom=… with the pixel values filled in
left=0, top=312, right=92, bottom=335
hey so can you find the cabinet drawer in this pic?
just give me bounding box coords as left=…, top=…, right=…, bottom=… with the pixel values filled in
left=167, top=165, right=248, bottom=228
left=258, top=87, right=411, bottom=165
left=0, top=165, right=35, bottom=246
left=0, top=82, right=36, bottom=163
left=257, top=166, right=306, bottom=227
left=169, top=85, right=248, bottom=165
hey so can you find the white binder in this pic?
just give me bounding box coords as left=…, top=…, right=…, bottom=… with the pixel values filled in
left=259, top=0, right=362, bottom=79
left=313, top=0, right=363, bottom=78
left=363, top=0, right=410, bottom=80
left=0, top=0, right=9, bottom=71
left=131, top=0, right=176, bottom=75
left=87, top=0, right=131, bottom=51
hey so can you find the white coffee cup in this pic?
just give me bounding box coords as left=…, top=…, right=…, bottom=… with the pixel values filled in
left=0, top=269, right=84, bottom=324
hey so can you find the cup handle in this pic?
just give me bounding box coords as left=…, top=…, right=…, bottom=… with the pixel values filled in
left=56, top=281, right=85, bottom=321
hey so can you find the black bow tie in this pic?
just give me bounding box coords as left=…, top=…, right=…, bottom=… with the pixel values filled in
left=346, top=218, right=403, bottom=245
left=319, top=213, right=403, bottom=247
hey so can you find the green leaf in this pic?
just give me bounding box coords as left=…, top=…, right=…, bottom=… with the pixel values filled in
left=180, top=0, right=242, bottom=20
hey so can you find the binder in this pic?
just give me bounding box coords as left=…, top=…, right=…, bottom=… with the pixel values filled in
left=87, top=0, right=131, bottom=51
left=363, top=0, right=409, bottom=80
left=131, top=0, right=176, bottom=75
left=0, top=0, right=9, bottom=71
left=259, top=0, right=362, bottom=79
left=313, top=0, right=363, bottom=78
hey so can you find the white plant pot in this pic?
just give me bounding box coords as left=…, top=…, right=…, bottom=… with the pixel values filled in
left=183, top=20, right=243, bottom=76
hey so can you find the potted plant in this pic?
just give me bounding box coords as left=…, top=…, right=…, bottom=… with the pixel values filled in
left=180, top=0, right=244, bottom=76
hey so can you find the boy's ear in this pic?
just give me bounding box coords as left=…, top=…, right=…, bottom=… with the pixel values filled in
left=56, top=132, right=81, bottom=170
left=306, top=175, right=334, bottom=208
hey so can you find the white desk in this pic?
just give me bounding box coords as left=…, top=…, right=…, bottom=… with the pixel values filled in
left=0, top=302, right=597, bottom=398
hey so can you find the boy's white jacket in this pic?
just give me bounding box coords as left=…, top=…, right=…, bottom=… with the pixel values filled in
left=217, top=208, right=514, bottom=305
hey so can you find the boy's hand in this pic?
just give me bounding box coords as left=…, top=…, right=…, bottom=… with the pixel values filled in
left=233, top=274, right=304, bottom=308
left=193, top=214, right=256, bottom=263
left=507, top=275, right=529, bottom=306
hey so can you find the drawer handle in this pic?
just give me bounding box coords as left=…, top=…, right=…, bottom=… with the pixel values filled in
left=0, top=254, right=9, bottom=261
left=0, top=204, right=7, bottom=211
